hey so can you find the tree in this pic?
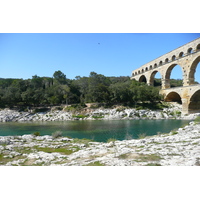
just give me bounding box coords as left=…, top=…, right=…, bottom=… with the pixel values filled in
left=59, top=85, right=70, bottom=105
left=53, top=70, right=67, bottom=84
left=109, top=80, right=131, bottom=103
left=0, top=71, right=164, bottom=108
left=87, top=72, right=111, bottom=103
left=73, top=76, right=89, bottom=103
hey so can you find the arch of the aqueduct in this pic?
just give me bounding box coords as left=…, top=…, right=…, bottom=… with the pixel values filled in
left=131, top=38, right=200, bottom=114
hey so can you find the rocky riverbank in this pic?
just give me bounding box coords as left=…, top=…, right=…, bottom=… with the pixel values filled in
left=1, top=103, right=200, bottom=166
left=0, top=103, right=199, bottom=122
left=0, top=119, right=200, bottom=166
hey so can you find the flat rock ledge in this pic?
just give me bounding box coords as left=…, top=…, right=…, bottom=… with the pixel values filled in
left=1, top=121, right=200, bottom=166
left=0, top=105, right=199, bottom=122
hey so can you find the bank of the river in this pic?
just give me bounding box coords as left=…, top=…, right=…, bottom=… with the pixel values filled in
left=0, top=103, right=199, bottom=122
left=1, top=103, right=200, bottom=166
left=0, top=119, right=200, bottom=166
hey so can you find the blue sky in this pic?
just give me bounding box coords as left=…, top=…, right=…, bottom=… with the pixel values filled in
left=1, top=1, right=199, bottom=197
left=0, top=33, right=200, bottom=82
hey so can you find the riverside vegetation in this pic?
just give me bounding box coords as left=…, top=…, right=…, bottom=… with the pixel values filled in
left=1, top=70, right=200, bottom=166
left=0, top=70, right=163, bottom=109
left=0, top=70, right=189, bottom=121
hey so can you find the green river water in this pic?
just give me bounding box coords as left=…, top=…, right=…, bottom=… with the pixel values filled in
left=0, top=119, right=190, bottom=142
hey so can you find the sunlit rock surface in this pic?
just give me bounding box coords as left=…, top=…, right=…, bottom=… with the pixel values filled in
left=1, top=121, right=200, bottom=166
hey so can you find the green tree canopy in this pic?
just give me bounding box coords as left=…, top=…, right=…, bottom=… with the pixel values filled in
left=53, top=70, right=67, bottom=84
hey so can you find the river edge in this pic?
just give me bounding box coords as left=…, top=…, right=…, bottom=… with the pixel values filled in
left=0, top=118, right=200, bottom=166
left=1, top=103, right=200, bottom=166
left=0, top=103, right=199, bottom=122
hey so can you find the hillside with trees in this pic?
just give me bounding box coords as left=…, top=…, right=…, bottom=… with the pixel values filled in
left=0, top=71, right=163, bottom=109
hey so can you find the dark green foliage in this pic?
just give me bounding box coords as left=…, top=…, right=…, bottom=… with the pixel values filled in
left=72, top=114, right=88, bottom=119
left=33, top=108, right=50, bottom=113
left=53, top=70, right=67, bottom=84
left=0, top=70, right=182, bottom=109
left=92, top=116, right=104, bottom=119
left=154, top=78, right=183, bottom=88
left=170, top=79, right=183, bottom=88
left=32, top=132, right=40, bottom=136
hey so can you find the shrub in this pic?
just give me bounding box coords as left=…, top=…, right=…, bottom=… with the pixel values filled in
left=33, top=108, right=49, bottom=113
left=64, top=104, right=86, bottom=112
left=32, top=132, right=40, bottom=137
left=134, top=112, right=140, bottom=117
left=136, top=106, right=144, bottom=110
left=171, top=129, right=178, bottom=135
left=72, top=115, right=87, bottom=119
left=64, top=106, right=75, bottom=112
left=138, top=133, right=146, bottom=139
left=92, top=116, right=104, bottom=119
left=52, top=131, right=62, bottom=139
left=171, top=131, right=178, bottom=135
left=194, top=116, right=200, bottom=123
left=142, top=114, right=147, bottom=118
left=107, top=138, right=117, bottom=143
left=175, top=111, right=181, bottom=115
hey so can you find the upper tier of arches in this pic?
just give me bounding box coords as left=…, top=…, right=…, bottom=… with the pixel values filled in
left=132, top=43, right=200, bottom=77
left=132, top=54, right=200, bottom=89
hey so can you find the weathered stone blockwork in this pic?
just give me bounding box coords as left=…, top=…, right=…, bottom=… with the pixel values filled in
left=131, top=37, right=200, bottom=114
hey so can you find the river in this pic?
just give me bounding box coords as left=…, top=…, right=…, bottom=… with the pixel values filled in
left=0, top=119, right=190, bottom=142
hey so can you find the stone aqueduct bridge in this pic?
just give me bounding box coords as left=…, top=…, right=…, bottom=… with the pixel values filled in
left=131, top=37, right=200, bottom=114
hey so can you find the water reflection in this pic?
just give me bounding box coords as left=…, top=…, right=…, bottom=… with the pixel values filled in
left=0, top=119, right=190, bottom=142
